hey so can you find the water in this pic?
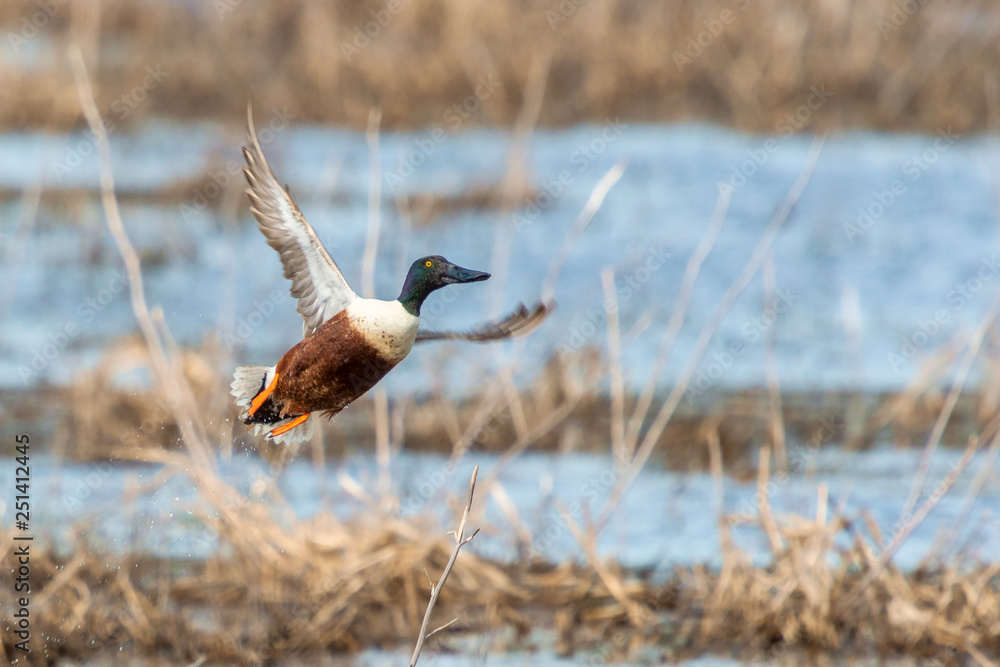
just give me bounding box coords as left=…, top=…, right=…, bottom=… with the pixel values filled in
left=2, top=122, right=998, bottom=664
left=355, top=645, right=738, bottom=666
left=4, top=445, right=993, bottom=664
left=7, top=446, right=997, bottom=572
left=2, top=123, right=999, bottom=394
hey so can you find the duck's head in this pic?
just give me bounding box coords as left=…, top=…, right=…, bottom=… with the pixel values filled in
left=398, top=255, right=490, bottom=315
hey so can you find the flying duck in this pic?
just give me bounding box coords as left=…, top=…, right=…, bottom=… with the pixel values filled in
left=231, top=108, right=552, bottom=444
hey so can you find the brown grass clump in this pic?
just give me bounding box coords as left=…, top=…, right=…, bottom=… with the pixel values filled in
left=56, top=335, right=228, bottom=462
left=51, top=333, right=1000, bottom=476
left=691, top=455, right=1000, bottom=664
left=400, top=181, right=539, bottom=227
left=3, top=457, right=998, bottom=664
left=687, top=521, right=1000, bottom=663
left=1, top=0, right=997, bottom=133
left=0, top=468, right=656, bottom=664
left=870, top=335, right=1000, bottom=451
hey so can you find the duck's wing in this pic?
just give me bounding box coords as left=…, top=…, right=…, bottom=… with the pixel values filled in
left=415, top=302, right=554, bottom=343
left=242, top=104, right=358, bottom=338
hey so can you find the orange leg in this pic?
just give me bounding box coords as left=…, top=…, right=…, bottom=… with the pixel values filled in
left=269, top=413, right=310, bottom=438
left=248, top=372, right=280, bottom=417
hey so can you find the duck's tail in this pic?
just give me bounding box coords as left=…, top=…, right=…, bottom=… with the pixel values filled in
left=230, top=365, right=314, bottom=445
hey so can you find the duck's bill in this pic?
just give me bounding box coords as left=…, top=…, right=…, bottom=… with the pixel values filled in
left=443, top=264, right=490, bottom=284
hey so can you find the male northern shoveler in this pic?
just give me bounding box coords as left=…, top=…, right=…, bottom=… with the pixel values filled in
left=231, top=108, right=552, bottom=444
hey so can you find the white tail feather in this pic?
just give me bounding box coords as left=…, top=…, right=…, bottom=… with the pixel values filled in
left=231, top=365, right=274, bottom=411
left=248, top=415, right=315, bottom=445
left=230, top=365, right=314, bottom=445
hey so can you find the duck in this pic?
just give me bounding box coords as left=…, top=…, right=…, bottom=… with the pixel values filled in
left=231, top=107, right=552, bottom=444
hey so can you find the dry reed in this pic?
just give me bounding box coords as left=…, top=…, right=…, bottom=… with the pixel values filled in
left=6, top=18, right=1000, bottom=665
left=1, top=0, right=997, bottom=133
left=3, top=469, right=997, bottom=664
left=52, top=337, right=1000, bottom=474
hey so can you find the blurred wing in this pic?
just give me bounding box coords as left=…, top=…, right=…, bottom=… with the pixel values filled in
left=415, top=302, right=553, bottom=343
left=242, top=104, right=357, bottom=338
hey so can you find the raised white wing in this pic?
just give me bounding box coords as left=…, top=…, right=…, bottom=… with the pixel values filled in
left=415, top=302, right=553, bottom=343
left=242, top=104, right=357, bottom=338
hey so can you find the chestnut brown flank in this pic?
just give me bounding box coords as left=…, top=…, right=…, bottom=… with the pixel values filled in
left=257, top=311, right=396, bottom=422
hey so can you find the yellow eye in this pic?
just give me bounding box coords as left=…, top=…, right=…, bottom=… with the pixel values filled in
left=425, top=260, right=432, bottom=267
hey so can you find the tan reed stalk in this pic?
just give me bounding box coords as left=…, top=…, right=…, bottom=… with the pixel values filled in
left=428, top=162, right=626, bottom=512
left=900, top=290, right=1000, bottom=525
left=499, top=366, right=530, bottom=440
left=705, top=419, right=725, bottom=515
left=623, top=186, right=731, bottom=454
left=602, top=267, right=627, bottom=463
left=596, top=135, right=826, bottom=531
left=488, top=481, right=534, bottom=551
left=756, top=446, right=784, bottom=554
left=68, top=46, right=213, bottom=467
left=944, top=422, right=1000, bottom=559
left=362, top=107, right=383, bottom=300
left=541, top=161, right=626, bottom=304
left=839, top=285, right=867, bottom=449
left=552, top=498, right=652, bottom=626
left=478, top=359, right=604, bottom=495
left=505, top=53, right=550, bottom=193
left=763, top=252, right=787, bottom=472
left=489, top=51, right=550, bottom=316
left=360, top=107, right=394, bottom=502
left=857, top=434, right=983, bottom=593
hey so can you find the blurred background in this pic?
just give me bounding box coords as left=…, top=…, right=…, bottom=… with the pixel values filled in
left=2, top=1, right=1000, bottom=664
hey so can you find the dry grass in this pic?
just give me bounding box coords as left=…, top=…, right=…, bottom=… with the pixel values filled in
left=46, top=332, right=1000, bottom=475
left=694, top=484, right=1000, bottom=664
left=21, top=320, right=1000, bottom=663
left=2, top=458, right=998, bottom=664
left=5, top=35, right=1000, bottom=666
left=1, top=0, right=998, bottom=133
left=400, top=182, right=540, bottom=227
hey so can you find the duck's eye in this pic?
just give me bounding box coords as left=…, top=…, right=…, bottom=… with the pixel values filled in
left=424, top=260, right=432, bottom=267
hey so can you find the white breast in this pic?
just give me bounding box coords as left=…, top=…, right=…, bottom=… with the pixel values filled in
left=346, top=298, right=420, bottom=362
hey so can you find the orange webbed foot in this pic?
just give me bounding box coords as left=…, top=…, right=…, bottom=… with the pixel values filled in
left=268, top=412, right=310, bottom=438
left=248, top=372, right=280, bottom=417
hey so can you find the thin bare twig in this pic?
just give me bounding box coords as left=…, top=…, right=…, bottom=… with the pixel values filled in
left=409, top=465, right=481, bottom=667
left=425, top=617, right=459, bottom=640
